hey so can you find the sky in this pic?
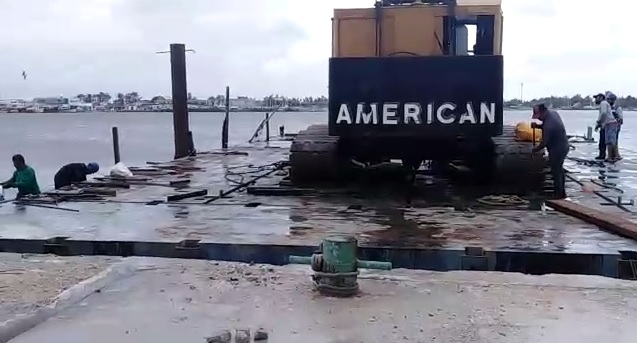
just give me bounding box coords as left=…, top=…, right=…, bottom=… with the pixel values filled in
left=0, top=0, right=633, bottom=100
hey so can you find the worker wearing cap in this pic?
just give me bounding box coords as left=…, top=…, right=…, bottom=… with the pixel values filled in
left=54, top=162, right=100, bottom=189
left=595, top=93, right=617, bottom=161
left=531, top=104, right=569, bottom=199
left=594, top=93, right=619, bottom=162
left=606, top=92, right=623, bottom=160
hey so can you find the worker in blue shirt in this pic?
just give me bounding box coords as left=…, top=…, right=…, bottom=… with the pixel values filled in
left=54, top=162, right=100, bottom=189
left=531, top=104, right=569, bottom=199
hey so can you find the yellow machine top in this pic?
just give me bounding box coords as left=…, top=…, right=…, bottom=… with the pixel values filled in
left=332, top=0, right=503, bottom=58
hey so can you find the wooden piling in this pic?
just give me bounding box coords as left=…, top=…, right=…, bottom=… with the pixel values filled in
left=222, top=86, right=230, bottom=149
left=265, top=112, right=270, bottom=142
left=111, top=126, right=120, bottom=164
left=170, top=43, right=191, bottom=159
left=187, top=131, right=195, bottom=156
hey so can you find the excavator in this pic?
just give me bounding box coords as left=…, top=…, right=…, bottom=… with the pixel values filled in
left=289, top=0, right=546, bottom=194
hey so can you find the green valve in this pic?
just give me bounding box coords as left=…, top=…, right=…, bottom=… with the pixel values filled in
left=289, top=235, right=392, bottom=297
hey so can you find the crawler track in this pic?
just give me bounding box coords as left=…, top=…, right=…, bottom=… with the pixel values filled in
left=289, top=124, right=341, bottom=184
left=492, top=125, right=547, bottom=193
left=290, top=124, right=547, bottom=193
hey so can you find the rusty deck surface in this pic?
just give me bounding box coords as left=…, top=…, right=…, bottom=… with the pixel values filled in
left=0, top=139, right=636, bottom=255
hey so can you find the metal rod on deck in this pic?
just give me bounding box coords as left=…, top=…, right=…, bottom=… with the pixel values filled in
left=565, top=173, right=632, bottom=213
left=222, top=86, right=230, bottom=149
left=204, top=163, right=283, bottom=204
left=15, top=202, right=79, bottom=212
left=111, top=126, right=120, bottom=164
left=169, top=43, right=191, bottom=159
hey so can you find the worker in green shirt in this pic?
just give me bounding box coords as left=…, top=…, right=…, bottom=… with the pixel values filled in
left=0, top=154, right=40, bottom=199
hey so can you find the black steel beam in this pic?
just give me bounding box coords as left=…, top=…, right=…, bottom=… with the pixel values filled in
left=0, top=237, right=631, bottom=280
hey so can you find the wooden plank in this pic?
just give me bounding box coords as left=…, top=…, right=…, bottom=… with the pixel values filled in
left=82, top=188, right=117, bottom=197
left=167, top=189, right=208, bottom=202
left=79, top=181, right=130, bottom=189
left=96, top=175, right=153, bottom=182
left=546, top=199, right=637, bottom=240
left=127, top=170, right=176, bottom=176
left=44, top=190, right=83, bottom=196
left=195, top=151, right=248, bottom=156
left=129, top=166, right=162, bottom=171
left=169, top=179, right=191, bottom=187
left=247, top=186, right=309, bottom=196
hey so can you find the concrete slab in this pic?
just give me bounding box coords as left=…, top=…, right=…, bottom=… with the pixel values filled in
left=9, top=257, right=637, bottom=343
left=0, top=253, right=119, bottom=323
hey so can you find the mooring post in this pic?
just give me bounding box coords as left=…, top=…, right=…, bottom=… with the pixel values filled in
left=170, top=43, right=191, bottom=159
left=289, top=235, right=392, bottom=296
left=265, top=112, right=270, bottom=142
left=187, top=131, right=196, bottom=156
left=111, top=126, right=120, bottom=164
left=586, top=126, right=593, bottom=141
left=221, top=86, right=230, bottom=149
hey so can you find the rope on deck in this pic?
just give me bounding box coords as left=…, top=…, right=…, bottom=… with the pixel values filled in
left=476, top=195, right=529, bottom=207
left=224, top=161, right=286, bottom=185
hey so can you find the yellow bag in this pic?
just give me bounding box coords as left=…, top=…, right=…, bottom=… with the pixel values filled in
left=514, top=122, right=542, bottom=142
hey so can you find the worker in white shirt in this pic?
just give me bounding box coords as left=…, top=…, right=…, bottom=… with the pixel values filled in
left=594, top=93, right=619, bottom=162
left=606, top=92, right=623, bottom=160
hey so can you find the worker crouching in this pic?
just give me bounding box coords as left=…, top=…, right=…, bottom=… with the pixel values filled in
left=531, top=104, right=569, bottom=200
left=54, top=162, right=100, bottom=189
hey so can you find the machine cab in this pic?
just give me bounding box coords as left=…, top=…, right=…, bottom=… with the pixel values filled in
left=331, top=0, right=503, bottom=58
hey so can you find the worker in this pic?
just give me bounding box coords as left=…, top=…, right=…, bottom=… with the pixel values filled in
left=54, top=162, right=100, bottom=189
left=530, top=104, right=569, bottom=199
left=594, top=93, right=618, bottom=161
left=0, top=154, right=41, bottom=199
left=606, top=92, right=623, bottom=160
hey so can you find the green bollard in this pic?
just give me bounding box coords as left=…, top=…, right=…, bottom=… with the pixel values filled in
left=289, top=235, right=392, bottom=296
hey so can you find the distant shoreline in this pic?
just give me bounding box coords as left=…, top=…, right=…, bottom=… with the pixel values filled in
left=131, top=107, right=327, bottom=113
left=505, top=107, right=636, bottom=112
left=3, top=107, right=635, bottom=115
left=0, top=107, right=328, bottom=114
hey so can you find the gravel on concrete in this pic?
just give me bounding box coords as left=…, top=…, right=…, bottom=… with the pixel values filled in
left=0, top=253, right=119, bottom=323
left=7, top=257, right=637, bottom=343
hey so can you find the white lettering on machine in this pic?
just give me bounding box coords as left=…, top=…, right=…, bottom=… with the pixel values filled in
left=335, top=102, right=496, bottom=125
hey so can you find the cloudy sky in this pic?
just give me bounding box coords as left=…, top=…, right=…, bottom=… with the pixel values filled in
left=0, top=0, right=633, bottom=100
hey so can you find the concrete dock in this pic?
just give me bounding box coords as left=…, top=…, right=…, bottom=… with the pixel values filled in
left=3, top=255, right=637, bottom=343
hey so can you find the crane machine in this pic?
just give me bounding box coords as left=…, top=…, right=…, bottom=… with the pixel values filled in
left=289, top=0, right=545, bottom=194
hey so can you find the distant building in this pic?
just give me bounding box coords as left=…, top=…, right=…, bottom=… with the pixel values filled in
left=150, top=96, right=168, bottom=105
left=218, top=96, right=257, bottom=109
left=34, top=97, right=68, bottom=105
left=138, top=100, right=164, bottom=111
left=0, top=99, right=27, bottom=110
left=187, top=99, right=207, bottom=106
left=68, top=98, right=94, bottom=111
